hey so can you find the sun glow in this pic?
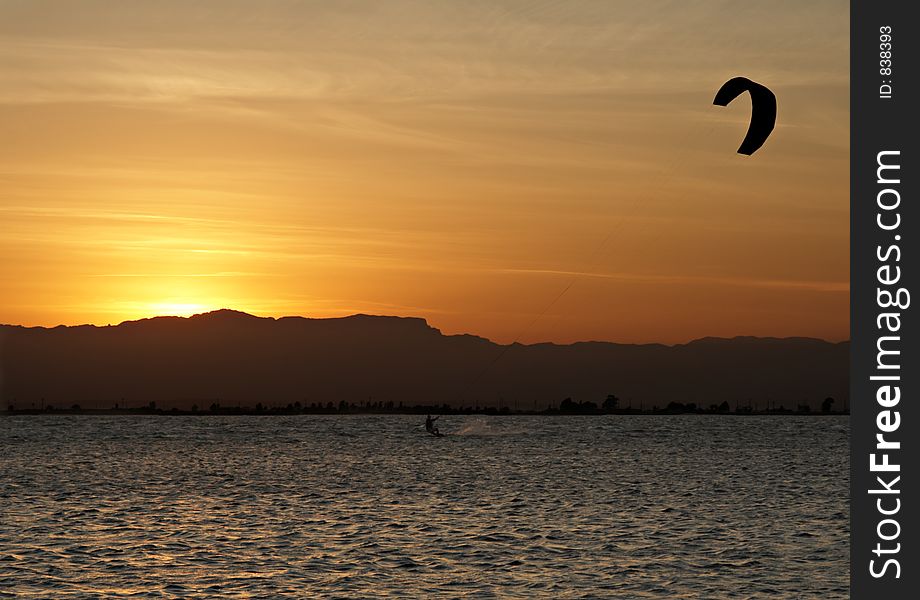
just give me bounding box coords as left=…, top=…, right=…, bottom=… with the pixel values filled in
left=147, top=302, right=212, bottom=318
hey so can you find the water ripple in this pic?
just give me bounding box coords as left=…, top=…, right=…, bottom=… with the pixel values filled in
left=0, top=415, right=848, bottom=598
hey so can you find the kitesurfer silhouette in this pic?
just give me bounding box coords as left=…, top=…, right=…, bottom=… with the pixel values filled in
left=425, top=414, right=440, bottom=436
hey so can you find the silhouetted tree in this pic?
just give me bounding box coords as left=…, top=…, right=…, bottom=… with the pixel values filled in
left=603, top=394, right=620, bottom=411
left=821, top=397, right=835, bottom=413
left=558, top=398, right=600, bottom=413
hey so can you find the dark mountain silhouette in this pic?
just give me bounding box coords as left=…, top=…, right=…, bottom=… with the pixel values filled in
left=0, top=309, right=848, bottom=411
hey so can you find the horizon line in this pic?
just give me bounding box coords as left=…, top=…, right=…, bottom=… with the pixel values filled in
left=0, top=307, right=852, bottom=348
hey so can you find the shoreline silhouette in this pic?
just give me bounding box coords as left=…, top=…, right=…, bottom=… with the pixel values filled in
left=4, top=398, right=847, bottom=417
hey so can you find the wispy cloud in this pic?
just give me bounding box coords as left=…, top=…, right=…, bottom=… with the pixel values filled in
left=494, top=267, right=848, bottom=293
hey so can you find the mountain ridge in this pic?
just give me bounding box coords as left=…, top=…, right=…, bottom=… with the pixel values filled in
left=0, top=310, right=848, bottom=410
left=0, top=309, right=845, bottom=348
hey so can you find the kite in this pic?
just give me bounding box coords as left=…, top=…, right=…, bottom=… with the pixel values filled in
left=713, top=77, right=777, bottom=155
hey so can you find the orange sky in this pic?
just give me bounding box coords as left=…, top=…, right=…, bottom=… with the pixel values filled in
left=0, top=1, right=848, bottom=344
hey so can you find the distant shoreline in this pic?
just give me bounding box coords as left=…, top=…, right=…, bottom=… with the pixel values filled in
left=3, top=407, right=849, bottom=417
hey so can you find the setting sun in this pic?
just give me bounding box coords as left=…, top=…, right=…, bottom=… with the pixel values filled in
left=146, top=302, right=213, bottom=318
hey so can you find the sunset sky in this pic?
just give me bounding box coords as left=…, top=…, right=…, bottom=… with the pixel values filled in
left=0, top=1, right=848, bottom=344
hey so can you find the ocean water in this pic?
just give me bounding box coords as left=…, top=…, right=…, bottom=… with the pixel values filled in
left=0, top=415, right=848, bottom=598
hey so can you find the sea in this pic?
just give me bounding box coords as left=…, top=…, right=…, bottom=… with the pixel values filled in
left=0, top=415, right=849, bottom=598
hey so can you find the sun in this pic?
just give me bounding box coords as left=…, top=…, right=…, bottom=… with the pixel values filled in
left=147, top=301, right=212, bottom=318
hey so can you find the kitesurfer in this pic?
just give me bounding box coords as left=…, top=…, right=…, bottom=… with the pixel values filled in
left=425, top=414, right=440, bottom=435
